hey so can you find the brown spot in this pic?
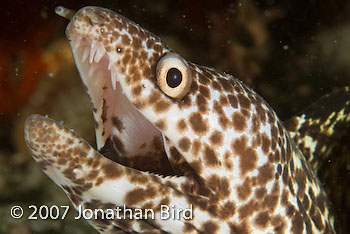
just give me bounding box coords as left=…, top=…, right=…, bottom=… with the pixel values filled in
left=238, top=200, right=258, bottom=219
left=189, top=113, right=208, bottom=135
left=228, top=94, right=238, bottom=108
left=177, top=119, right=187, bottom=132
left=125, top=187, right=157, bottom=205
left=192, top=139, right=201, bottom=156
left=219, top=94, right=229, bottom=106
left=224, top=151, right=233, bottom=170
left=122, top=53, right=131, bottom=65
left=142, top=66, right=151, bottom=77
left=131, top=37, right=142, bottom=50
left=241, top=109, right=250, bottom=117
left=178, top=137, right=191, bottom=152
left=229, top=221, right=249, bottom=234
left=218, top=78, right=233, bottom=92
left=256, top=187, right=267, bottom=199
left=140, top=50, right=147, bottom=60
left=127, top=24, right=139, bottom=35
left=291, top=211, right=304, bottom=234
left=232, top=112, right=247, bottom=132
left=255, top=211, right=270, bottom=228
left=101, top=163, right=123, bottom=179
left=207, top=175, right=231, bottom=199
left=271, top=125, right=278, bottom=140
left=257, top=163, right=274, bottom=185
left=196, top=94, right=208, bottom=113
left=128, top=64, right=141, bottom=83
left=177, top=95, right=192, bottom=109
left=256, top=105, right=266, bottom=124
left=112, top=116, right=124, bottom=132
left=252, top=133, right=262, bottom=148
left=263, top=193, right=279, bottom=212
left=282, top=165, right=289, bottom=184
left=146, top=38, right=154, bottom=49
left=199, top=85, right=211, bottom=98
left=148, top=92, right=161, bottom=104
left=237, top=178, right=252, bottom=201
left=237, top=93, right=251, bottom=109
left=62, top=168, right=76, bottom=181
left=232, top=137, right=257, bottom=175
left=212, top=80, right=222, bottom=91
left=153, top=43, right=162, bottom=52
left=214, top=101, right=230, bottom=128
left=132, top=85, right=142, bottom=96
left=302, top=194, right=310, bottom=211
left=201, top=221, right=218, bottom=233
left=155, top=119, right=166, bottom=130
left=261, top=133, right=271, bottom=154
left=203, top=145, right=219, bottom=167
left=274, top=151, right=281, bottom=163
left=57, top=158, right=66, bottom=165
left=284, top=117, right=299, bottom=132
left=270, top=215, right=286, bottom=233
left=198, top=73, right=210, bottom=85
left=295, top=168, right=306, bottom=198
left=154, top=100, right=170, bottom=113
left=128, top=170, right=149, bottom=184
left=209, top=130, right=224, bottom=146
left=311, top=210, right=325, bottom=231
left=189, top=160, right=202, bottom=175
left=218, top=201, right=236, bottom=219
left=281, top=189, right=290, bottom=206
left=267, top=112, right=275, bottom=124
left=189, top=78, right=199, bottom=91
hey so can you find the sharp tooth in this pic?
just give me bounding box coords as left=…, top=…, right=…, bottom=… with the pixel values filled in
left=74, top=37, right=81, bottom=49
left=89, top=41, right=97, bottom=64
left=111, top=68, right=117, bottom=90
left=94, top=46, right=105, bottom=63
left=82, top=47, right=89, bottom=62
left=88, top=65, right=96, bottom=77
left=108, top=61, right=113, bottom=70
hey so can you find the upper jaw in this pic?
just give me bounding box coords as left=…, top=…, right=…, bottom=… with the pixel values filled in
left=64, top=6, right=190, bottom=176
left=67, top=6, right=189, bottom=177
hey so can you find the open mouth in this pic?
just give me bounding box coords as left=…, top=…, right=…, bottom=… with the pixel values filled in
left=69, top=35, right=177, bottom=176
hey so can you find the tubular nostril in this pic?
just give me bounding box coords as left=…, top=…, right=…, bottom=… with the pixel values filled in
left=55, top=6, right=75, bottom=20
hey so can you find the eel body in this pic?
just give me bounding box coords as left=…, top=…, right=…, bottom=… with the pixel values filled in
left=24, top=6, right=344, bottom=234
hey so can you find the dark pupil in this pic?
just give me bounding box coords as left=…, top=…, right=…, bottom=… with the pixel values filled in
left=166, top=68, right=182, bottom=88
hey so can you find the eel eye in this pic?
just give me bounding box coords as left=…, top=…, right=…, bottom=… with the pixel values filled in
left=156, top=54, right=192, bottom=99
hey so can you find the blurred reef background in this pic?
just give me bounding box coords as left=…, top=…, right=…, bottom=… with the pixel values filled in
left=0, top=0, right=349, bottom=233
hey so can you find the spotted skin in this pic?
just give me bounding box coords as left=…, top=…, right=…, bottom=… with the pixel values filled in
left=285, top=86, right=350, bottom=170
left=285, top=86, right=350, bottom=233
left=24, top=6, right=338, bottom=234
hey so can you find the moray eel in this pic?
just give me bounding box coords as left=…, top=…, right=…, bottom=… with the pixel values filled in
left=24, top=6, right=344, bottom=233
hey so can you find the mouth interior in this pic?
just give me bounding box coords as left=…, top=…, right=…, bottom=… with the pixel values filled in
left=70, top=36, right=174, bottom=174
